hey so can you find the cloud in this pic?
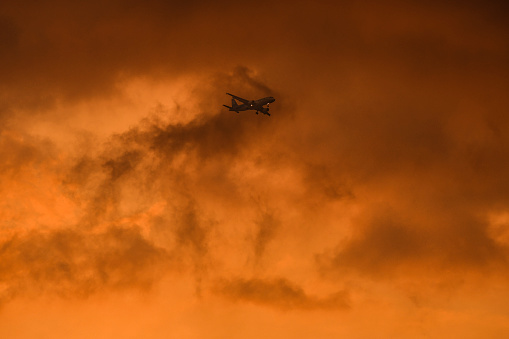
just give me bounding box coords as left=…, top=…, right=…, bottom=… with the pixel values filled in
left=213, top=277, right=350, bottom=311
left=317, top=206, right=509, bottom=279
left=1, top=1, right=509, bottom=336
left=174, top=202, right=209, bottom=258
left=253, top=208, right=281, bottom=262
left=0, top=226, right=168, bottom=305
left=0, top=1, right=279, bottom=108
left=0, top=67, right=285, bottom=305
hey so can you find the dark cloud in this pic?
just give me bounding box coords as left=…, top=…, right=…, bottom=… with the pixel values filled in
left=0, top=0, right=278, bottom=106
left=0, top=226, right=168, bottom=305
left=49, top=69, right=280, bottom=294
left=2, top=2, right=509, bottom=335
left=318, top=207, right=509, bottom=279
left=172, top=201, right=211, bottom=283
left=302, top=164, right=354, bottom=202
left=214, top=277, right=350, bottom=311
left=103, top=150, right=142, bottom=181
left=0, top=131, right=55, bottom=178
left=253, top=208, right=280, bottom=262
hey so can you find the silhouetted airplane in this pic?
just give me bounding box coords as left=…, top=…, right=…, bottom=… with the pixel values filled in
left=223, top=93, right=275, bottom=116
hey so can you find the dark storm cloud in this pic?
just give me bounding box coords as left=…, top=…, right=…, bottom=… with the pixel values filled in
left=63, top=149, right=145, bottom=230
left=1, top=0, right=507, bottom=107
left=2, top=0, right=509, bottom=322
left=103, top=150, right=142, bottom=181
left=0, top=0, right=278, bottom=106
left=86, top=67, right=279, bottom=165
left=253, top=208, right=280, bottom=262
left=173, top=201, right=211, bottom=284
left=225, top=66, right=273, bottom=96
left=303, top=164, right=354, bottom=202
left=0, top=226, right=168, bottom=305
left=214, top=277, right=350, bottom=311
left=1, top=0, right=199, bottom=99
left=36, top=67, right=281, bottom=300
left=175, top=202, right=208, bottom=257
left=318, top=206, right=509, bottom=279
left=149, top=110, right=261, bottom=161
left=0, top=130, right=58, bottom=183
left=172, top=201, right=212, bottom=296
left=60, top=64, right=279, bottom=203
left=2, top=116, right=234, bottom=302
left=0, top=15, right=18, bottom=51
left=56, top=52, right=509, bottom=288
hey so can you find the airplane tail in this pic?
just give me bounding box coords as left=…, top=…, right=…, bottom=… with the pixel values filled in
left=223, top=103, right=239, bottom=113
left=223, top=97, right=240, bottom=113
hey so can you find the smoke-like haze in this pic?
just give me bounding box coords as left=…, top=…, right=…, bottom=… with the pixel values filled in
left=1, top=0, right=509, bottom=338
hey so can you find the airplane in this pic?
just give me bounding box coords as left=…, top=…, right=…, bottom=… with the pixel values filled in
left=223, top=93, right=275, bottom=116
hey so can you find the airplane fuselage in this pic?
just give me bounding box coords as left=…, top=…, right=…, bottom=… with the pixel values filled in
left=224, top=93, right=275, bottom=116
left=239, top=97, right=275, bottom=111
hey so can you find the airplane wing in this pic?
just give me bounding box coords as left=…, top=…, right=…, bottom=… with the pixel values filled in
left=226, top=93, right=249, bottom=105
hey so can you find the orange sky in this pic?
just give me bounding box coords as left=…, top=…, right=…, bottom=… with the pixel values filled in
left=1, top=0, right=509, bottom=338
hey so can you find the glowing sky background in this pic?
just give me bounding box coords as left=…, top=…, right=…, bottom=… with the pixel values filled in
left=1, top=1, right=509, bottom=338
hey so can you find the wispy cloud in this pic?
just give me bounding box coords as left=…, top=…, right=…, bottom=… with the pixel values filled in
left=214, top=277, right=350, bottom=311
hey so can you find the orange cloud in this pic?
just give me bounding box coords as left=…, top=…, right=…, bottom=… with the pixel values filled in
left=1, top=0, right=509, bottom=337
